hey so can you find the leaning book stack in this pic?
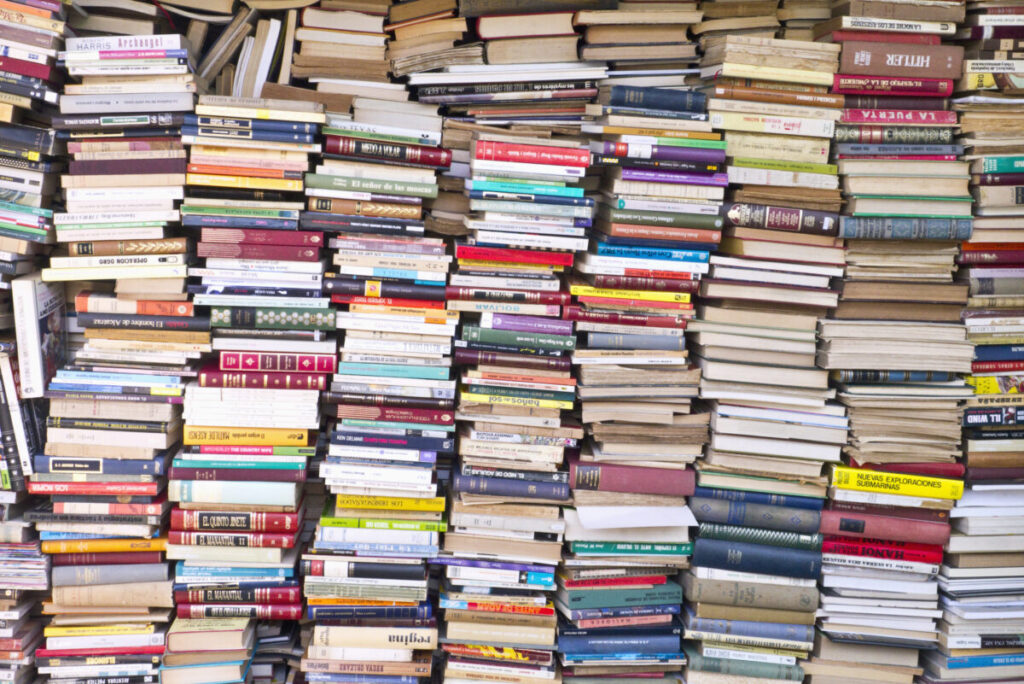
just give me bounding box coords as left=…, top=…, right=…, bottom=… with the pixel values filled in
left=0, top=506, right=46, bottom=684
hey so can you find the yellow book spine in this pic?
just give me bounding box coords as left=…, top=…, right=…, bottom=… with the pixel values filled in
left=701, top=641, right=807, bottom=659
left=957, top=72, right=997, bottom=90
left=831, top=465, right=963, bottom=500
left=457, top=259, right=561, bottom=271
left=965, top=376, right=1019, bottom=395
left=334, top=494, right=446, bottom=512
left=720, top=62, right=835, bottom=86
left=569, top=285, right=692, bottom=304
left=184, top=426, right=309, bottom=446
left=0, top=4, right=63, bottom=33
left=44, top=623, right=156, bottom=637
left=306, top=598, right=420, bottom=606
left=0, top=92, right=32, bottom=109
left=185, top=173, right=303, bottom=192
left=597, top=126, right=722, bottom=141
left=40, top=537, right=167, bottom=554
left=459, top=391, right=573, bottom=411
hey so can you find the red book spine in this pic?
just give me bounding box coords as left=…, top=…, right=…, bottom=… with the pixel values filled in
left=967, top=466, right=1024, bottom=481
left=840, top=109, right=958, bottom=125
left=987, top=5, right=1024, bottom=12
left=561, top=574, right=668, bottom=588
left=27, top=481, right=158, bottom=495
left=53, top=499, right=168, bottom=516
left=167, top=530, right=297, bottom=547
left=827, top=29, right=941, bottom=44
left=198, top=367, right=327, bottom=390
left=36, top=646, right=165, bottom=657
left=0, top=633, right=38, bottom=650
left=829, top=501, right=949, bottom=524
left=820, top=536, right=944, bottom=564
left=454, top=347, right=572, bottom=371
left=200, top=228, right=324, bottom=246
left=838, top=154, right=957, bottom=160
left=170, top=508, right=300, bottom=532
left=167, top=466, right=305, bottom=482
left=446, top=287, right=571, bottom=304
left=975, top=173, right=1024, bottom=186
left=818, top=509, right=950, bottom=545
left=455, top=244, right=574, bottom=266
left=0, top=56, right=50, bottom=80
left=176, top=603, right=302, bottom=620
left=832, top=74, right=953, bottom=96
left=959, top=250, right=1024, bottom=264
left=973, top=360, right=1024, bottom=372
left=174, top=586, right=300, bottom=604
left=849, top=460, right=965, bottom=478
left=569, top=461, right=695, bottom=496
left=219, top=351, right=337, bottom=373
left=51, top=551, right=163, bottom=566
left=563, top=305, right=689, bottom=329
left=196, top=243, right=321, bottom=261
left=334, top=403, right=454, bottom=425
left=325, top=136, right=452, bottom=167
left=576, top=296, right=694, bottom=311
left=473, top=140, right=590, bottom=167
left=331, top=294, right=444, bottom=309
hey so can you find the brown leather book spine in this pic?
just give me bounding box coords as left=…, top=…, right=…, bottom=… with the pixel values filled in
left=839, top=41, right=964, bottom=80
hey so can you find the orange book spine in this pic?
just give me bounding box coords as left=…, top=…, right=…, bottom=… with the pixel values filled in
left=41, top=537, right=167, bottom=554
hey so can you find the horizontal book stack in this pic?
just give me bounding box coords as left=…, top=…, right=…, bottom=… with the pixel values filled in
left=290, top=1, right=390, bottom=83
left=778, top=0, right=828, bottom=41
left=387, top=0, right=474, bottom=79
left=35, top=536, right=172, bottom=680
left=0, top=530, right=45, bottom=684
left=691, top=0, right=780, bottom=47
left=0, top=0, right=63, bottom=290
left=306, top=623, right=436, bottom=684
left=162, top=616, right=256, bottom=684
left=572, top=2, right=703, bottom=66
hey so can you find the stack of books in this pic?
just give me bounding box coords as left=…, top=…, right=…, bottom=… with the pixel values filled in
left=36, top=535, right=172, bottom=681
left=173, top=93, right=326, bottom=682
left=306, top=622, right=436, bottom=684
left=387, top=1, right=474, bottom=79
left=0, top=497, right=45, bottom=684
left=162, top=616, right=256, bottom=684
left=692, top=0, right=780, bottom=45
left=778, top=0, right=828, bottom=41
left=290, top=1, right=390, bottom=84
left=571, top=3, right=703, bottom=66
left=0, top=0, right=63, bottom=275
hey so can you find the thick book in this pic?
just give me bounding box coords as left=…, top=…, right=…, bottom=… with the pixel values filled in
left=692, top=538, right=821, bottom=579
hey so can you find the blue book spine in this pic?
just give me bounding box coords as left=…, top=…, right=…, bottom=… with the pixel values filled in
left=331, top=432, right=454, bottom=452
left=586, top=332, right=687, bottom=351
left=569, top=604, right=681, bottom=620
left=40, top=531, right=117, bottom=539
left=185, top=114, right=316, bottom=134
left=944, top=653, right=1024, bottom=669
left=34, top=454, right=166, bottom=475
left=595, top=234, right=720, bottom=251
left=686, top=612, right=813, bottom=642
left=974, top=345, right=1024, bottom=361
left=335, top=362, right=450, bottom=381
left=173, top=580, right=298, bottom=592
left=175, top=561, right=287, bottom=578
left=468, top=181, right=584, bottom=198
left=467, top=190, right=594, bottom=207
left=559, top=634, right=680, bottom=655
left=608, top=86, right=706, bottom=113
left=838, top=217, right=972, bottom=240
left=56, top=370, right=182, bottom=385
left=692, top=538, right=821, bottom=579
left=689, top=497, right=822, bottom=534
left=436, top=558, right=556, bottom=574
left=181, top=125, right=314, bottom=143
left=325, top=455, right=436, bottom=468
left=307, top=603, right=432, bottom=620
left=692, top=486, right=824, bottom=511
left=182, top=215, right=297, bottom=230
left=595, top=242, right=710, bottom=262
left=562, top=653, right=684, bottom=662
left=452, top=474, right=570, bottom=500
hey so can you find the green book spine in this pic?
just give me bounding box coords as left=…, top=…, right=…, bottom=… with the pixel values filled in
left=603, top=207, right=724, bottom=230
left=304, top=173, right=438, bottom=199
left=982, top=157, right=1024, bottom=174
left=683, top=644, right=803, bottom=680
left=461, top=326, right=576, bottom=351
left=322, top=127, right=430, bottom=146
left=462, top=384, right=576, bottom=403
left=698, top=523, right=822, bottom=551
left=319, top=516, right=447, bottom=532
left=570, top=541, right=693, bottom=555
left=730, top=157, right=838, bottom=175
left=565, top=583, right=683, bottom=609
left=340, top=418, right=455, bottom=432
left=652, top=137, right=728, bottom=150
left=171, top=459, right=305, bottom=470
left=57, top=222, right=167, bottom=231
left=209, top=307, right=335, bottom=331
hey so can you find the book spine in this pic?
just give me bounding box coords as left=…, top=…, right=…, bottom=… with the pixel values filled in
left=309, top=197, right=421, bottom=219
left=722, top=202, right=838, bottom=235
left=683, top=576, right=818, bottom=611
left=176, top=603, right=301, bottom=620
left=835, top=125, right=954, bottom=143
left=558, top=633, right=680, bottom=654
left=325, top=136, right=451, bottom=167
left=451, top=474, right=569, bottom=500
left=168, top=530, right=295, bottom=548
left=818, top=510, right=950, bottom=545
left=609, top=85, right=705, bottom=112
left=842, top=95, right=951, bottom=109
left=167, top=466, right=304, bottom=482
left=474, top=140, right=589, bottom=167
left=447, top=287, right=569, bottom=304
left=76, top=313, right=210, bottom=331
left=198, top=370, right=326, bottom=390
left=838, top=41, right=963, bottom=79
left=691, top=486, right=823, bottom=511
left=692, top=538, right=821, bottom=579
left=832, top=465, right=964, bottom=499
left=51, top=551, right=163, bottom=566
left=51, top=563, right=167, bottom=586
left=569, top=462, right=694, bottom=496
left=453, top=348, right=571, bottom=371
left=169, top=509, right=298, bottom=532
left=689, top=497, right=822, bottom=534
left=174, top=586, right=300, bottom=604
left=685, top=652, right=804, bottom=680
left=686, top=615, right=813, bottom=643
left=698, top=523, right=823, bottom=551
left=0, top=365, right=22, bottom=492
left=837, top=216, right=972, bottom=240
left=218, top=352, right=337, bottom=373
left=840, top=108, right=958, bottom=125
left=832, top=74, right=953, bottom=96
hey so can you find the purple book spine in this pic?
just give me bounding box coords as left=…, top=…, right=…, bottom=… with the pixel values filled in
left=620, top=169, right=730, bottom=186
left=485, top=313, right=575, bottom=336
left=600, top=141, right=726, bottom=164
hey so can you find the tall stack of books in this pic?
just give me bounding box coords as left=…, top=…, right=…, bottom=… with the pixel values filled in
left=810, top=6, right=979, bottom=682
left=171, top=93, right=326, bottom=684
left=682, top=31, right=848, bottom=683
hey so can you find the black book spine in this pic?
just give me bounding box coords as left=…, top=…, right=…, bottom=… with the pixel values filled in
left=0, top=366, right=24, bottom=492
